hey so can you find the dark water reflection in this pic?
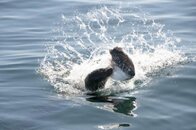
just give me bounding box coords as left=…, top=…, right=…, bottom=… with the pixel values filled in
left=86, top=95, right=137, bottom=116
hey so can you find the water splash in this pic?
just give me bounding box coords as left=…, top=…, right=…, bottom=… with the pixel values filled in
left=38, top=6, right=186, bottom=96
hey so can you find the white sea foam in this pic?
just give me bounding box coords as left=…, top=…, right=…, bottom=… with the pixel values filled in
left=38, top=6, right=186, bottom=96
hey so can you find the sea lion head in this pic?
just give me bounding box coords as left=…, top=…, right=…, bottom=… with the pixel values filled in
left=109, top=47, right=123, bottom=56
left=85, top=67, right=113, bottom=91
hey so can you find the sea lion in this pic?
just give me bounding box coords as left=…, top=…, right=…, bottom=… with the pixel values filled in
left=85, top=67, right=113, bottom=91
left=110, top=47, right=135, bottom=80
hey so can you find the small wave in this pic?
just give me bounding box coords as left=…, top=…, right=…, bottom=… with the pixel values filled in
left=38, top=6, right=187, bottom=96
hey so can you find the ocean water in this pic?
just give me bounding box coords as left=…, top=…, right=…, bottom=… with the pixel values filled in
left=0, top=0, right=196, bottom=130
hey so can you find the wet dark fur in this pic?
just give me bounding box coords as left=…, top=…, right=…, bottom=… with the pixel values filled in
left=85, top=67, right=113, bottom=91
left=110, top=47, right=135, bottom=79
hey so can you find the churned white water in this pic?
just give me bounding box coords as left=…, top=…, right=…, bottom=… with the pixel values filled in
left=38, top=6, right=186, bottom=95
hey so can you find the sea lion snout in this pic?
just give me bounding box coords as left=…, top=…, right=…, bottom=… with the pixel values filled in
left=106, top=67, right=113, bottom=76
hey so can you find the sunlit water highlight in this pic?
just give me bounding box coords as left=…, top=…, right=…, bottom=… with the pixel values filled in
left=38, top=6, right=187, bottom=96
